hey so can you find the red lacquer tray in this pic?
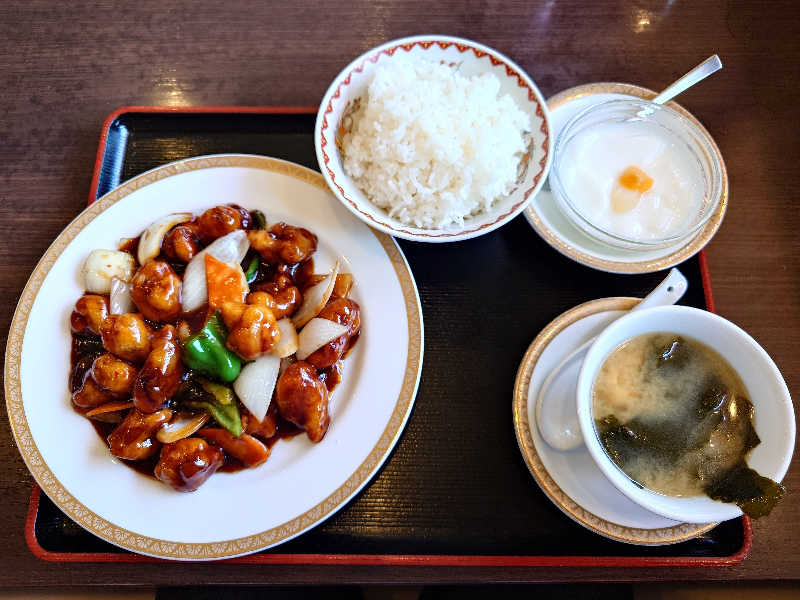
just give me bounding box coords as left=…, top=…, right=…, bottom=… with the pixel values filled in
left=25, top=106, right=751, bottom=566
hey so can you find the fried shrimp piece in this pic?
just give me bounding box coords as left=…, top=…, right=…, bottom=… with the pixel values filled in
left=251, top=276, right=303, bottom=320
left=247, top=223, right=317, bottom=265
left=91, top=353, right=137, bottom=397
left=107, top=408, right=172, bottom=460
left=133, top=325, right=183, bottom=413
left=154, top=437, right=224, bottom=492
left=100, top=313, right=153, bottom=363
left=196, top=205, right=250, bottom=244
left=71, top=294, right=109, bottom=335
left=72, top=377, right=113, bottom=409
left=220, top=294, right=281, bottom=360
left=275, top=361, right=329, bottom=442
left=161, top=225, right=201, bottom=262
left=130, top=260, right=182, bottom=322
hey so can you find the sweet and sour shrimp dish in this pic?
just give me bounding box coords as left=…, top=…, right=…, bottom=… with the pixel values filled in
left=69, top=205, right=361, bottom=491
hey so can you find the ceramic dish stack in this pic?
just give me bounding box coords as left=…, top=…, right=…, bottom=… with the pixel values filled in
left=510, top=80, right=791, bottom=543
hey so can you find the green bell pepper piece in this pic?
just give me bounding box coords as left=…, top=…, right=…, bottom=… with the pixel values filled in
left=252, top=210, right=267, bottom=230
left=185, top=378, right=242, bottom=438
left=244, top=255, right=259, bottom=284
left=182, top=311, right=242, bottom=382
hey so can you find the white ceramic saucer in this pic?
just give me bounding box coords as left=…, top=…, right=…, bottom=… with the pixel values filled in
left=512, top=297, right=716, bottom=544
left=524, top=83, right=728, bottom=274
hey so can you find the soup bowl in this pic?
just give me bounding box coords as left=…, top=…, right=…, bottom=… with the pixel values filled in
left=576, top=305, right=794, bottom=523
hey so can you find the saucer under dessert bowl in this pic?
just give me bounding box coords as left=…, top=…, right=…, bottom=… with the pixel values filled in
left=524, top=83, right=728, bottom=274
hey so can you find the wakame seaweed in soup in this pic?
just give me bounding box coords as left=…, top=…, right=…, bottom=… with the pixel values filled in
left=592, top=333, right=784, bottom=518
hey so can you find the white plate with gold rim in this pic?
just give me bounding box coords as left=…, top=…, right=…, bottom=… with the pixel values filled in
left=512, top=297, right=715, bottom=544
left=5, top=154, right=424, bottom=560
left=524, top=83, right=728, bottom=274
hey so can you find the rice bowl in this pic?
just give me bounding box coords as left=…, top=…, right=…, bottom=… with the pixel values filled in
left=315, top=35, right=552, bottom=243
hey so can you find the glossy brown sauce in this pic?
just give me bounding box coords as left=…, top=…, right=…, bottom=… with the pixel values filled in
left=343, top=331, right=360, bottom=359
left=216, top=456, right=247, bottom=473
left=70, top=347, right=97, bottom=393
left=118, top=236, right=140, bottom=256
left=70, top=332, right=105, bottom=417
left=270, top=414, right=304, bottom=444
left=70, top=216, right=357, bottom=487
left=182, top=305, right=212, bottom=336
left=319, top=360, right=343, bottom=392
left=71, top=332, right=103, bottom=366
left=253, top=257, right=314, bottom=291
left=292, top=257, right=315, bottom=291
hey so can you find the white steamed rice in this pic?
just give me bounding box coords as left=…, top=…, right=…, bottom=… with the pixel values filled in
left=341, top=58, right=530, bottom=229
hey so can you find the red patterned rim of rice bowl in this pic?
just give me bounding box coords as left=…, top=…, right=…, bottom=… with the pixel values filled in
left=316, top=37, right=551, bottom=240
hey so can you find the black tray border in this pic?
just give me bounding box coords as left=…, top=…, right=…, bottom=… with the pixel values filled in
left=26, top=105, right=751, bottom=567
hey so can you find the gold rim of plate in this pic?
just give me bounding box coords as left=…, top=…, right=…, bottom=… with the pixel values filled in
left=4, top=154, right=424, bottom=560
left=512, top=296, right=717, bottom=545
left=525, top=82, right=728, bottom=274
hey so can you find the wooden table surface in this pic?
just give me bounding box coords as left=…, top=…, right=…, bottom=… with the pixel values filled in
left=1, top=0, right=798, bottom=586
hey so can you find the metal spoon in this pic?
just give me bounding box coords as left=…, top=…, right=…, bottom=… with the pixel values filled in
left=535, top=268, right=688, bottom=451
left=651, top=55, right=722, bottom=105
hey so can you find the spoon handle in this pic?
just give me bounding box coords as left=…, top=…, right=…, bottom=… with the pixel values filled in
left=535, top=269, right=688, bottom=451
left=651, top=55, right=722, bottom=105
left=635, top=268, right=689, bottom=310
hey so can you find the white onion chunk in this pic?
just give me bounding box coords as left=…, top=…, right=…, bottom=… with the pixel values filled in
left=83, top=249, right=136, bottom=294
left=233, top=354, right=280, bottom=422
left=271, top=318, right=299, bottom=358
left=109, top=277, right=135, bottom=315
left=296, top=317, right=349, bottom=360
left=291, top=260, right=340, bottom=329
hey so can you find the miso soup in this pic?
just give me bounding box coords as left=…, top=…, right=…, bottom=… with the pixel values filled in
left=592, top=333, right=784, bottom=518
